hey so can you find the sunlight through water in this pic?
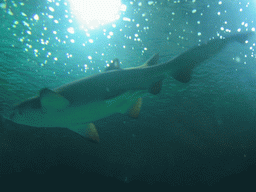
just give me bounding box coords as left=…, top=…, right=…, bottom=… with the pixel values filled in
left=68, top=0, right=124, bottom=29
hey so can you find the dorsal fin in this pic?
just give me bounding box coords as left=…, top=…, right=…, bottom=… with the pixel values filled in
left=39, top=88, right=69, bottom=110
left=133, top=53, right=162, bottom=95
left=138, top=53, right=159, bottom=68
left=105, top=58, right=121, bottom=72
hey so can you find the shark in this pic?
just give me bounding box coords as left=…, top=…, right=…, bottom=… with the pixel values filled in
left=9, top=32, right=254, bottom=143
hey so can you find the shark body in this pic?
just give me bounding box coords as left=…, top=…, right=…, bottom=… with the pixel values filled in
left=9, top=32, right=254, bottom=143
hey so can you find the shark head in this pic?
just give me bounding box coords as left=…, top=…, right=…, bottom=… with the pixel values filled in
left=9, top=93, right=102, bottom=143
left=10, top=87, right=77, bottom=128
left=9, top=88, right=70, bottom=127
left=9, top=96, right=46, bottom=127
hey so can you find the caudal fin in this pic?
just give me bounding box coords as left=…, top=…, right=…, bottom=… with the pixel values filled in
left=170, top=31, right=255, bottom=83
left=227, top=31, right=255, bottom=44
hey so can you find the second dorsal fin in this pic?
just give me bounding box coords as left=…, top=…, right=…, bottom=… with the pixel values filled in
left=105, top=58, right=121, bottom=72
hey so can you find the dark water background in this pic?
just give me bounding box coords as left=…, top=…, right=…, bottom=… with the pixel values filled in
left=1, top=0, right=256, bottom=190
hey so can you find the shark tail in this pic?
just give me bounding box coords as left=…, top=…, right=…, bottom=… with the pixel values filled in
left=227, top=31, right=254, bottom=44
left=168, top=31, right=255, bottom=83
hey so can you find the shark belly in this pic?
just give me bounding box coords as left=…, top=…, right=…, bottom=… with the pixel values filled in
left=17, top=90, right=145, bottom=129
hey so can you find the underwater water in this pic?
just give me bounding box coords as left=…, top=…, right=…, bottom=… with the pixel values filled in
left=1, top=0, right=256, bottom=190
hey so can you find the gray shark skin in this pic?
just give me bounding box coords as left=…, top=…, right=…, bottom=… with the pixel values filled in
left=9, top=32, right=254, bottom=143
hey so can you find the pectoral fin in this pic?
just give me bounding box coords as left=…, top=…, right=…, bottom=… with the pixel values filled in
left=85, top=123, right=100, bottom=143
left=40, top=88, right=69, bottom=110
left=71, top=123, right=100, bottom=143
left=128, top=97, right=142, bottom=118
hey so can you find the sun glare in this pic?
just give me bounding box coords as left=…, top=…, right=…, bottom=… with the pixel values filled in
left=68, top=0, right=123, bottom=29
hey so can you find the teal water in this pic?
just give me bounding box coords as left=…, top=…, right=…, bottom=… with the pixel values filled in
left=0, top=0, right=256, bottom=189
